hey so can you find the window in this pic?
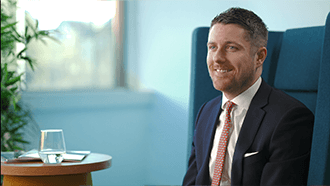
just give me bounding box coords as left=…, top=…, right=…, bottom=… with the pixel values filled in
left=19, top=0, right=125, bottom=91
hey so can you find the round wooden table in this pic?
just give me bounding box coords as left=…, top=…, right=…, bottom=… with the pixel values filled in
left=1, top=153, right=112, bottom=186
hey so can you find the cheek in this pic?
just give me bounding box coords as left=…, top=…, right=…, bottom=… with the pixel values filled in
left=239, top=55, right=255, bottom=68
left=206, top=54, right=211, bottom=65
left=206, top=57, right=213, bottom=71
left=232, top=60, right=253, bottom=79
left=237, top=63, right=256, bottom=82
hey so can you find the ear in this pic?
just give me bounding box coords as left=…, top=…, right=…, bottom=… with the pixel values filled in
left=255, top=47, right=267, bottom=67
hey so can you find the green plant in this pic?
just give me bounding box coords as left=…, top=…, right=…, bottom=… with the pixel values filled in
left=1, top=0, right=53, bottom=152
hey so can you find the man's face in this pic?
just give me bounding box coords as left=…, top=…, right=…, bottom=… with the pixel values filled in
left=207, top=23, right=264, bottom=100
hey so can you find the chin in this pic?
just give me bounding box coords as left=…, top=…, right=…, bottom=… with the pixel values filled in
left=213, top=83, right=226, bottom=92
left=212, top=79, right=230, bottom=92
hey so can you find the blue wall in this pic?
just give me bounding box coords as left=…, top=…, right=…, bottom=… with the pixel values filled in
left=22, top=91, right=154, bottom=186
left=22, top=1, right=330, bottom=185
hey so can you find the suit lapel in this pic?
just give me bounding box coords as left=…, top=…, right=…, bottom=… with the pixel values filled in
left=231, top=80, right=271, bottom=185
left=199, top=95, right=223, bottom=184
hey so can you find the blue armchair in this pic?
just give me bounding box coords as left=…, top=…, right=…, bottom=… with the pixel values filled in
left=187, top=12, right=330, bottom=184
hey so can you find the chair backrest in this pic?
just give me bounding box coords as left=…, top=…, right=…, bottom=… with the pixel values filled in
left=188, top=12, right=330, bottom=185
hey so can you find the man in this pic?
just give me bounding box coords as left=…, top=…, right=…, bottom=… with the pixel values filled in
left=183, top=7, right=314, bottom=185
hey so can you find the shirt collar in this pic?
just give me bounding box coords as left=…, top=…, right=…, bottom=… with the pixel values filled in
left=222, top=77, right=262, bottom=110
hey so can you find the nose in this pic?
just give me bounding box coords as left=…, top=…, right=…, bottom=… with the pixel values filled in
left=213, top=49, right=226, bottom=63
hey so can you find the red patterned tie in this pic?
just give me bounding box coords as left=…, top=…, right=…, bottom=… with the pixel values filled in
left=211, top=101, right=236, bottom=186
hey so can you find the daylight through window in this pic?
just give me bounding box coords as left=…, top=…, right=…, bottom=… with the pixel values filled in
left=20, top=0, right=125, bottom=91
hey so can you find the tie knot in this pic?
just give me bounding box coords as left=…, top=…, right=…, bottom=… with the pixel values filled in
left=226, top=101, right=236, bottom=112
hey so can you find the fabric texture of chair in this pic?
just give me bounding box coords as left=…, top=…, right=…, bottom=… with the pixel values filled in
left=187, top=12, right=330, bottom=185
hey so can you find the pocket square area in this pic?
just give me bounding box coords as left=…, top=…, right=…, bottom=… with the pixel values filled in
left=244, top=151, right=259, bottom=157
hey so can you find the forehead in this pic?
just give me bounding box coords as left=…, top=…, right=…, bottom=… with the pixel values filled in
left=208, top=23, right=250, bottom=45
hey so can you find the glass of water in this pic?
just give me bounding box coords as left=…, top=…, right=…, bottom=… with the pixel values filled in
left=38, top=129, right=66, bottom=164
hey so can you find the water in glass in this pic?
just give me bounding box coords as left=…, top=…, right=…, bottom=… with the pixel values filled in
left=39, top=149, right=65, bottom=164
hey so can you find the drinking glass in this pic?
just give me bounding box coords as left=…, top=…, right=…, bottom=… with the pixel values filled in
left=38, top=129, right=66, bottom=164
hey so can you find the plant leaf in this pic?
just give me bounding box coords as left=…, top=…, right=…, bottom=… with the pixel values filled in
left=15, top=139, right=29, bottom=144
left=19, top=56, right=35, bottom=71
left=5, top=74, right=22, bottom=87
left=16, top=47, right=28, bottom=58
left=1, top=22, right=17, bottom=31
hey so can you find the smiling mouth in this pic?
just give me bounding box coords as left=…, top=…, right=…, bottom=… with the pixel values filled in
left=216, top=69, right=231, bottom=73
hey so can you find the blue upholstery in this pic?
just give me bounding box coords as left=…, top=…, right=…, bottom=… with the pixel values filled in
left=274, top=27, right=323, bottom=91
left=308, top=12, right=330, bottom=184
left=188, top=12, right=330, bottom=185
left=261, top=31, right=283, bottom=86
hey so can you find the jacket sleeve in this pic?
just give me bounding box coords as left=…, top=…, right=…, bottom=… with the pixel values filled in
left=182, top=139, right=198, bottom=186
left=260, top=106, right=314, bottom=185
left=182, top=102, right=208, bottom=186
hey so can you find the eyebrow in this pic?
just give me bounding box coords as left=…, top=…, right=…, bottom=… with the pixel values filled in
left=207, top=41, right=215, bottom=46
left=207, top=41, right=242, bottom=46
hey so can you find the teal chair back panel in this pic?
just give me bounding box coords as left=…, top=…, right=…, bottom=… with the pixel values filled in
left=308, top=12, right=330, bottom=184
left=274, top=26, right=325, bottom=113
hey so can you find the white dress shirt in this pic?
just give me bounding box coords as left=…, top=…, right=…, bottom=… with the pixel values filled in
left=209, top=77, right=262, bottom=185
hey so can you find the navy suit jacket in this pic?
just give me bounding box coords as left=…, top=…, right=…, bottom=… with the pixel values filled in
left=183, top=80, right=314, bottom=185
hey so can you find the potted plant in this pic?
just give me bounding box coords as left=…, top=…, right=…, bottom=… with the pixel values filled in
left=1, top=0, right=53, bottom=153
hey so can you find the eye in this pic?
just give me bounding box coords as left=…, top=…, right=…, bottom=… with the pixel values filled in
left=208, top=45, right=216, bottom=50
left=226, top=45, right=238, bottom=51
